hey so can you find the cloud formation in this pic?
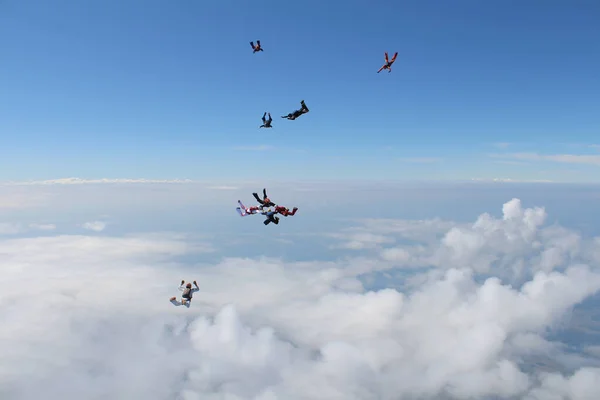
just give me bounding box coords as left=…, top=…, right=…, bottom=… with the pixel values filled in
left=1, top=198, right=600, bottom=399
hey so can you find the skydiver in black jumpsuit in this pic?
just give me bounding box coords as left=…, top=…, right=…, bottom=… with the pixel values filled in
left=253, top=188, right=276, bottom=207
left=260, top=112, right=273, bottom=128
left=281, top=100, right=309, bottom=120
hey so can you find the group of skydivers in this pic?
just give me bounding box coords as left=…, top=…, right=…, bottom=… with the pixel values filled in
left=253, top=40, right=398, bottom=129
left=170, top=42, right=399, bottom=306
left=237, top=188, right=298, bottom=225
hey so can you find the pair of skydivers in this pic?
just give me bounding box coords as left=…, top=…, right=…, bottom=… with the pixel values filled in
left=259, top=100, right=310, bottom=128
left=252, top=39, right=398, bottom=74
left=237, top=188, right=298, bottom=225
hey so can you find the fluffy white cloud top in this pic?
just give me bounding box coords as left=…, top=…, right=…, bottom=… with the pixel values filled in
left=1, top=197, right=600, bottom=399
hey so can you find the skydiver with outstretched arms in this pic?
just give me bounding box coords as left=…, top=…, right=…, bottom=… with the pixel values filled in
left=170, top=280, right=199, bottom=307
left=281, top=100, right=309, bottom=120
left=261, top=208, right=280, bottom=225
left=253, top=188, right=275, bottom=207
left=275, top=205, right=298, bottom=217
left=260, top=112, right=273, bottom=128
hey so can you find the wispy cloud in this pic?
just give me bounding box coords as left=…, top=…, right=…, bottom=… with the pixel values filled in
left=233, top=145, right=275, bottom=151
left=82, top=221, right=107, bottom=232
left=0, top=222, right=57, bottom=235
left=493, top=153, right=600, bottom=166
left=398, top=157, right=443, bottom=163
left=29, top=223, right=56, bottom=231
left=3, top=178, right=195, bottom=186
left=493, top=142, right=511, bottom=149
left=470, top=178, right=553, bottom=183
left=206, top=185, right=239, bottom=190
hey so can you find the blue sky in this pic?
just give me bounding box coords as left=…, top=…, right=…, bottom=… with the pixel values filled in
left=1, top=0, right=599, bottom=181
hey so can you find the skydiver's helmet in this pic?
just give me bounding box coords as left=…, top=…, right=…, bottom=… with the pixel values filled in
left=264, top=197, right=270, bottom=203
left=186, top=283, right=192, bottom=288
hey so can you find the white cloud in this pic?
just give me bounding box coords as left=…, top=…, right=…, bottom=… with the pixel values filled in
left=205, top=185, right=239, bottom=190
left=0, top=222, right=57, bottom=235
left=82, top=221, right=107, bottom=232
left=1, top=198, right=600, bottom=399
left=493, top=153, right=600, bottom=166
left=471, top=178, right=554, bottom=183
left=28, top=223, right=56, bottom=231
left=494, top=142, right=511, bottom=149
left=3, top=178, right=195, bottom=186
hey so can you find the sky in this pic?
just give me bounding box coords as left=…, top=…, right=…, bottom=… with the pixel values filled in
left=0, top=0, right=599, bottom=182
left=2, top=1, right=600, bottom=399
left=2, top=180, right=600, bottom=399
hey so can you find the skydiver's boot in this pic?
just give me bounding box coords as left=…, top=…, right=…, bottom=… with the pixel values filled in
left=301, top=100, right=309, bottom=112
left=170, top=296, right=176, bottom=301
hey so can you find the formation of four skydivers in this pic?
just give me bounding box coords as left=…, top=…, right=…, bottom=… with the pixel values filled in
left=242, top=41, right=398, bottom=227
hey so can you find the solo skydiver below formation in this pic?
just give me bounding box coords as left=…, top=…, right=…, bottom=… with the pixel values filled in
left=170, top=280, right=199, bottom=307
left=260, top=112, right=273, bottom=128
left=281, top=100, right=309, bottom=120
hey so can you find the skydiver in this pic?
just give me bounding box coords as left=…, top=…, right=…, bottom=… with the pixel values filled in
left=260, top=112, right=273, bottom=128
left=253, top=188, right=276, bottom=207
left=170, top=280, right=199, bottom=307
left=250, top=40, right=263, bottom=53
left=281, top=100, right=309, bottom=120
left=237, top=200, right=261, bottom=216
left=275, top=205, right=298, bottom=217
left=377, top=52, right=398, bottom=73
left=261, top=208, right=280, bottom=225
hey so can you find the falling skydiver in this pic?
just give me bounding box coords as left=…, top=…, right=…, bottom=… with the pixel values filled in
left=275, top=205, right=298, bottom=217
left=250, top=40, right=264, bottom=53
left=377, top=52, right=398, bottom=73
left=260, top=112, right=273, bottom=128
left=281, top=100, right=309, bottom=120
left=261, top=208, right=280, bottom=225
left=253, top=188, right=276, bottom=207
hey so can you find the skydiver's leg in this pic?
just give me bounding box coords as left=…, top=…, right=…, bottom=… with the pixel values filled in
left=274, top=217, right=280, bottom=224
left=264, top=218, right=270, bottom=225
left=263, top=188, right=268, bottom=199
left=262, top=112, right=266, bottom=123
left=253, top=193, right=264, bottom=204
left=300, top=100, right=309, bottom=112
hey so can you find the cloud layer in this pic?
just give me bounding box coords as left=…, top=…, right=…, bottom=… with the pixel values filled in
left=1, top=198, right=600, bottom=399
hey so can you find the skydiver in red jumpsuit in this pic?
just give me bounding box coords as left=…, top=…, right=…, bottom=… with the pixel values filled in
left=275, top=205, right=298, bottom=217
left=377, top=52, right=398, bottom=73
